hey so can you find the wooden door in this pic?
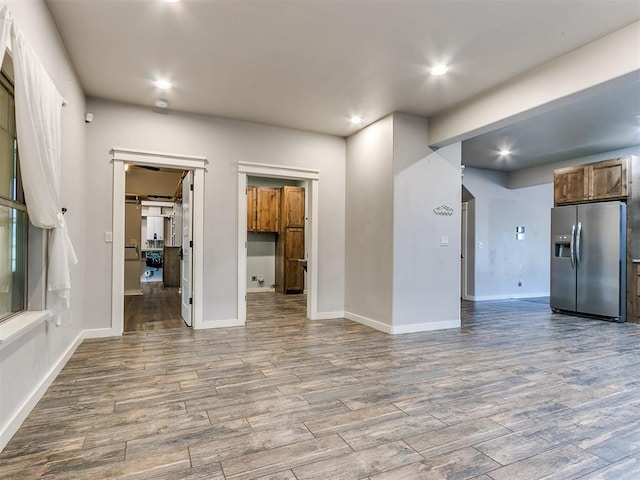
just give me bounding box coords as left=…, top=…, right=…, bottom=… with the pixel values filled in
left=590, top=157, right=627, bottom=201
left=285, top=227, right=304, bottom=292
left=282, top=186, right=305, bottom=227
left=247, top=185, right=257, bottom=231
left=554, top=166, right=588, bottom=205
left=256, top=187, right=280, bottom=232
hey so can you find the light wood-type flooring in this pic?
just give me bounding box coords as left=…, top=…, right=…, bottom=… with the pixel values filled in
left=124, top=283, right=186, bottom=332
left=3, top=294, right=640, bottom=479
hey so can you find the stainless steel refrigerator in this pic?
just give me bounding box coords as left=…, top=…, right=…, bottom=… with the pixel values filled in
left=550, top=201, right=626, bottom=321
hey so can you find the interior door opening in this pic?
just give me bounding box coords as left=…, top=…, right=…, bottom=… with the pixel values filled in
left=111, top=148, right=207, bottom=335
left=122, top=164, right=191, bottom=332
left=237, top=162, right=319, bottom=325
left=245, top=176, right=308, bottom=322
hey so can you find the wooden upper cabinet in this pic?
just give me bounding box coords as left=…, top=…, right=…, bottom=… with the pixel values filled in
left=256, top=188, right=280, bottom=232
left=554, top=166, right=588, bottom=205
left=590, top=158, right=627, bottom=201
left=554, top=157, right=629, bottom=205
left=281, top=186, right=305, bottom=227
left=247, top=186, right=280, bottom=233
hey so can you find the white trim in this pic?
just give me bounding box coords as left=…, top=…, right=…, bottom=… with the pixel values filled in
left=112, top=147, right=208, bottom=170
left=237, top=165, right=320, bottom=324
left=315, top=311, right=345, bottom=320
left=0, top=330, right=83, bottom=451
left=344, top=311, right=461, bottom=334
left=468, top=292, right=550, bottom=301
left=239, top=161, right=319, bottom=180
left=344, top=311, right=393, bottom=334
left=247, top=287, right=275, bottom=293
left=237, top=173, right=247, bottom=327
left=0, top=310, right=54, bottom=349
left=198, top=318, right=244, bottom=329
left=124, top=289, right=143, bottom=296
left=83, top=327, right=121, bottom=338
left=391, top=320, right=461, bottom=334
left=111, top=148, right=207, bottom=334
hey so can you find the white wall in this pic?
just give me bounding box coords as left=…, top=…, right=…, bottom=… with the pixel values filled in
left=85, top=98, right=346, bottom=328
left=463, top=167, right=553, bottom=299
left=393, top=114, right=461, bottom=331
left=247, top=233, right=277, bottom=290
left=345, top=115, right=394, bottom=329
left=1, top=0, right=87, bottom=450
left=345, top=114, right=462, bottom=333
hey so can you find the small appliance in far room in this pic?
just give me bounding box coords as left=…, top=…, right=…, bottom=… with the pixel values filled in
left=550, top=201, right=626, bottom=322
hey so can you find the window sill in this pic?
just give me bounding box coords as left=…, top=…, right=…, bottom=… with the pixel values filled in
left=0, top=310, right=54, bottom=350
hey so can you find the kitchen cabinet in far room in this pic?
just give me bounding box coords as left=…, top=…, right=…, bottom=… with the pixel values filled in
left=247, top=186, right=280, bottom=233
left=554, top=157, right=628, bottom=206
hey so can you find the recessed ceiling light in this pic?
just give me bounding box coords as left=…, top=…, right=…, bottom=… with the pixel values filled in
left=165, top=0, right=181, bottom=3
left=154, top=79, right=171, bottom=90
left=499, top=149, right=512, bottom=156
left=154, top=98, right=169, bottom=109
left=430, top=64, right=449, bottom=76
left=350, top=116, right=364, bottom=125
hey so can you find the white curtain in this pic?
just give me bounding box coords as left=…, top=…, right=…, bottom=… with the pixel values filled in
left=10, top=23, right=77, bottom=306
left=0, top=1, right=10, bottom=64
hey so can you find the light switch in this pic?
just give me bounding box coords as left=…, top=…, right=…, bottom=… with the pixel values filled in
left=105, top=231, right=113, bottom=243
left=440, top=235, right=449, bottom=247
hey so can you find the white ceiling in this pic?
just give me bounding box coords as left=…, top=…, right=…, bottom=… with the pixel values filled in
left=45, top=0, right=640, bottom=170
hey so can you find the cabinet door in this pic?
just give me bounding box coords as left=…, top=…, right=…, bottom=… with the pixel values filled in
left=284, top=227, right=304, bottom=292
left=247, top=185, right=257, bottom=231
left=590, top=157, right=627, bottom=201
left=554, top=166, right=588, bottom=205
left=282, top=186, right=305, bottom=227
left=256, top=188, right=280, bottom=232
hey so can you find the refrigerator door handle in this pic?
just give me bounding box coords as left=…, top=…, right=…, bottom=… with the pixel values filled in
left=576, top=221, right=582, bottom=267
left=570, top=224, right=576, bottom=269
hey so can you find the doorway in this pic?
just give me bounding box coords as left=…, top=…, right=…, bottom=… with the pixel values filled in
left=237, top=162, right=319, bottom=324
left=246, top=176, right=308, bottom=321
left=122, top=165, right=188, bottom=332
left=111, top=148, right=207, bottom=335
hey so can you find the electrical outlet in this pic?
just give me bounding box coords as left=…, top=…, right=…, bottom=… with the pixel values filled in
left=251, top=276, right=257, bottom=281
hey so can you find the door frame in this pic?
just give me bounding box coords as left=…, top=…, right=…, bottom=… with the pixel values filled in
left=111, top=148, right=207, bottom=334
left=238, top=162, right=319, bottom=323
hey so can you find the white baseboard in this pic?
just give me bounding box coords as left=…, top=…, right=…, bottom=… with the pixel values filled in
left=344, top=311, right=461, bottom=334
left=344, top=311, right=393, bottom=334
left=83, top=327, right=121, bottom=338
left=469, top=292, right=550, bottom=301
left=195, top=318, right=244, bottom=330
left=247, top=287, right=275, bottom=293
left=315, top=311, right=345, bottom=320
left=0, top=330, right=84, bottom=451
left=124, top=289, right=143, bottom=296
left=391, top=319, right=461, bottom=334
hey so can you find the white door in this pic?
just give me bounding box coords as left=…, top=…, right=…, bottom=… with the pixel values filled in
left=461, top=202, right=468, bottom=299
left=181, top=172, right=193, bottom=326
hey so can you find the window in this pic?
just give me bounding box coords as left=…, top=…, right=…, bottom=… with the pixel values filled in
left=0, top=71, right=27, bottom=322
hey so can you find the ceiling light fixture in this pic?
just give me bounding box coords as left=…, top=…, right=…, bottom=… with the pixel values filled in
left=154, top=79, right=171, bottom=90
left=499, top=149, right=512, bottom=156
left=350, top=116, right=364, bottom=125
left=154, top=98, right=169, bottom=109
left=165, top=0, right=181, bottom=3
left=430, top=64, right=449, bottom=76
